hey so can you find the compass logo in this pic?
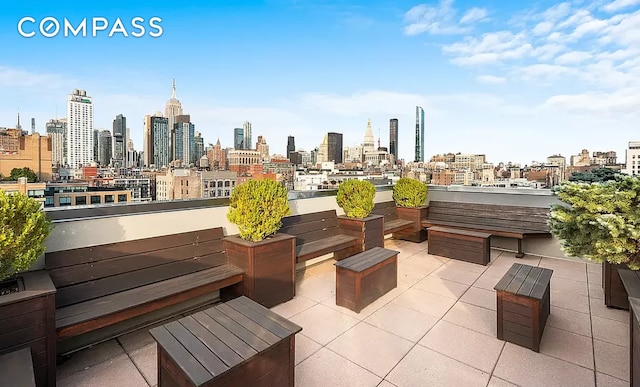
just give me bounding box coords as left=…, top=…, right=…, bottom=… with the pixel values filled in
left=17, top=17, right=163, bottom=38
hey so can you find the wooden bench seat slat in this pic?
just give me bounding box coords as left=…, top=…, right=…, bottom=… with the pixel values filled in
left=229, top=296, right=303, bottom=336
left=427, top=214, right=549, bottom=232
left=215, top=303, right=281, bottom=345
left=296, top=234, right=358, bottom=260
left=517, top=267, right=543, bottom=297
left=280, top=217, right=339, bottom=239
left=56, top=264, right=244, bottom=329
left=429, top=226, right=491, bottom=239
left=280, top=210, right=337, bottom=227
left=335, top=247, right=399, bottom=272
left=203, top=307, right=271, bottom=352
left=494, top=264, right=523, bottom=292
left=505, top=265, right=532, bottom=294
left=191, top=311, right=258, bottom=360
left=178, top=316, right=245, bottom=368
left=165, top=320, right=230, bottom=377
left=384, top=219, right=414, bottom=233
left=225, top=299, right=293, bottom=339
left=150, top=325, right=212, bottom=386
left=531, top=269, right=553, bottom=300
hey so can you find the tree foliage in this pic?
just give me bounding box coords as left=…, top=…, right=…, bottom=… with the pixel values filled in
left=393, top=178, right=428, bottom=208
left=549, top=177, right=640, bottom=269
left=9, top=167, right=38, bottom=183
left=227, top=179, right=291, bottom=242
left=336, top=179, right=376, bottom=218
left=568, top=167, right=624, bottom=184
left=0, top=191, right=52, bottom=281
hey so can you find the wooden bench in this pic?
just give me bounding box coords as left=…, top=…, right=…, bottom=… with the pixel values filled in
left=427, top=227, right=491, bottom=265
left=45, top=227, right=244, bottom=355
left=334, top=247, right=399, bottom=313
left=494, top=263, right=553, bottom=352
left=280, top=210, right=359, bottom=262
left=150, top=296, right=302, bottom=387
left=0, top=348, right=36, bottom=387
left=371, top=201, right=414, bottom=235
left=422, top=201, right=552, bottom=258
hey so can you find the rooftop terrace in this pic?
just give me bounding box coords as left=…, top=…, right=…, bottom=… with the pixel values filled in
left=33, top=186, right=631, bottom=386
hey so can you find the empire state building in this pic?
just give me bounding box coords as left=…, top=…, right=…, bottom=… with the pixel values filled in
left=165, top=78, right=183, bottom=133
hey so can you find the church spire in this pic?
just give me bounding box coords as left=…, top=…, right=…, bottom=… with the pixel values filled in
left=171, top=78, right=177, bottom=99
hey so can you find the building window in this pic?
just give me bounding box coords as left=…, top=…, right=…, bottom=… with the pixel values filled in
left=104, top=195, right=114, bottom=203
left=59, top=196, right=72, bottom=206
left=118, top=194, right=127, bottom=202
left=75, top=196, right=87, bottom=205
left=90, top=195, right=101, bottom=204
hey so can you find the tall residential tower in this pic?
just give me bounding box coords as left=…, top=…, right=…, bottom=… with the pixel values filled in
left=415, top=106, right=425, bottom=162
left=66, top=89, right=94, bottom=169
left=389, top=118, right=398, bottom=162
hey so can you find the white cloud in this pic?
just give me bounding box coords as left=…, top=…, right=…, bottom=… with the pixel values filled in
left=532, top=22, right=553, bottom=35
left=0, top=66, right=74, bottom=89
left=555, top=51, right=593, bottom=64
left=443, top=31, right=533, bottom=64
left=543, top=90, right=640, bottom=114
left=403, top=0, right=488, bottom=35
left=460, top=7, right=488, bottom=24
left=602, top=0, right=640, bottom=12
left=519, top=64, right=578, bottom=80
left=476, top=75, right=507, bottom=84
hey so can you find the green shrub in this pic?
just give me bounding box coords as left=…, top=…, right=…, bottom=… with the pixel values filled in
left=227, top=179, right=291, bottom=242
left=0, top=191, right=52, bottom=281
left=393, top=178, right=428, bottom=207
left=549, top=177, right=640, bottom=269
left=336, top=180, right=375, bottom=218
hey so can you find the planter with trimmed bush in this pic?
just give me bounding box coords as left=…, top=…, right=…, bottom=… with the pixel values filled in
left=224, top=179, right=295, bottom=308
left=335, top=180, right=384, bottom=257
left=392, top=178, right=429, bottom=243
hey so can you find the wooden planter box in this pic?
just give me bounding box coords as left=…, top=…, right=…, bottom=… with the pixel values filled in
left=394, top=206, right=428, bottom=243
left=337, top=215, right=384, bottom=259
left=0, top=270, right=56, bottom=387
left=224, top=233, right=296, bottom=308
left=629, top=297, right=640, bottom=386
left=603, top=261, right=629, bottom=310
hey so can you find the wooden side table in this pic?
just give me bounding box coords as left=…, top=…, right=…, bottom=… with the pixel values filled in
left=150, top=296, right=302, bottom=386
left=494, top=263, right=553, bottom=352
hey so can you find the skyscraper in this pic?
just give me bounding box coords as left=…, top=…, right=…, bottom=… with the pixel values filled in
left=415, top=106, right=425, bottom=162
left=46, top=118, right=66, bottom=166
left=165, top=79, right=183, bottom=133
left=174, top=114, right=195, bottom=164
left=233, top=128, right=244, bottom=149
left=389, top=118, right=398, bottom=162
left=243, top=121, right=252, bottom=150
left=363, top=119, right=375, bottom=156
left=66, top=89, right=94, bottom=169
left=287, top=136, right=295, bottom=160
left=112, top=114, right=126, bottom=168
left=98, top=130, right=112, bottom=166
left=194, top=131, right=205, bottom=162
left=151, top=115, right=170, bottom=168
left=327, top=132, right=343, bottom=164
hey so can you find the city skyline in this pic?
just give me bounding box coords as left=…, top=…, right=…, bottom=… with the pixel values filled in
left=0, top=0, right=639, bottom=163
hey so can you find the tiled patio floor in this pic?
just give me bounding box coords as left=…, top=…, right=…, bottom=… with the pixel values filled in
left=57, top=239, right=630, bottom=387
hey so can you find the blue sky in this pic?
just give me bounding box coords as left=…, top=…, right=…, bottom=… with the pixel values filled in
left=0, top=0, right=639, bottom=164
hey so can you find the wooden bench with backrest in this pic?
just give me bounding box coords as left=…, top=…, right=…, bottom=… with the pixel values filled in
left=280, top=210, right=360, bottom=262
left=45, top=227, right=244, bottom=355
left=422, top=201, right=551, bottom=258
left=371, top=201, right=414, bottom=235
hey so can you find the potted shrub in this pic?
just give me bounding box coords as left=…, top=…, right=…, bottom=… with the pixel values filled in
left=224, top=179, right=294, bottom=308
left=549, top=177, right=640, bottom=309
left=392, top=177, right=429, bottom=242
left=0, top=190, right=56, bottom=386
left=335, top=180, right=384, bottom=257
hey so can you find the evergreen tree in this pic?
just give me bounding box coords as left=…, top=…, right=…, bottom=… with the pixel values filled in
left=8, top=167, right=38, bottom=182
